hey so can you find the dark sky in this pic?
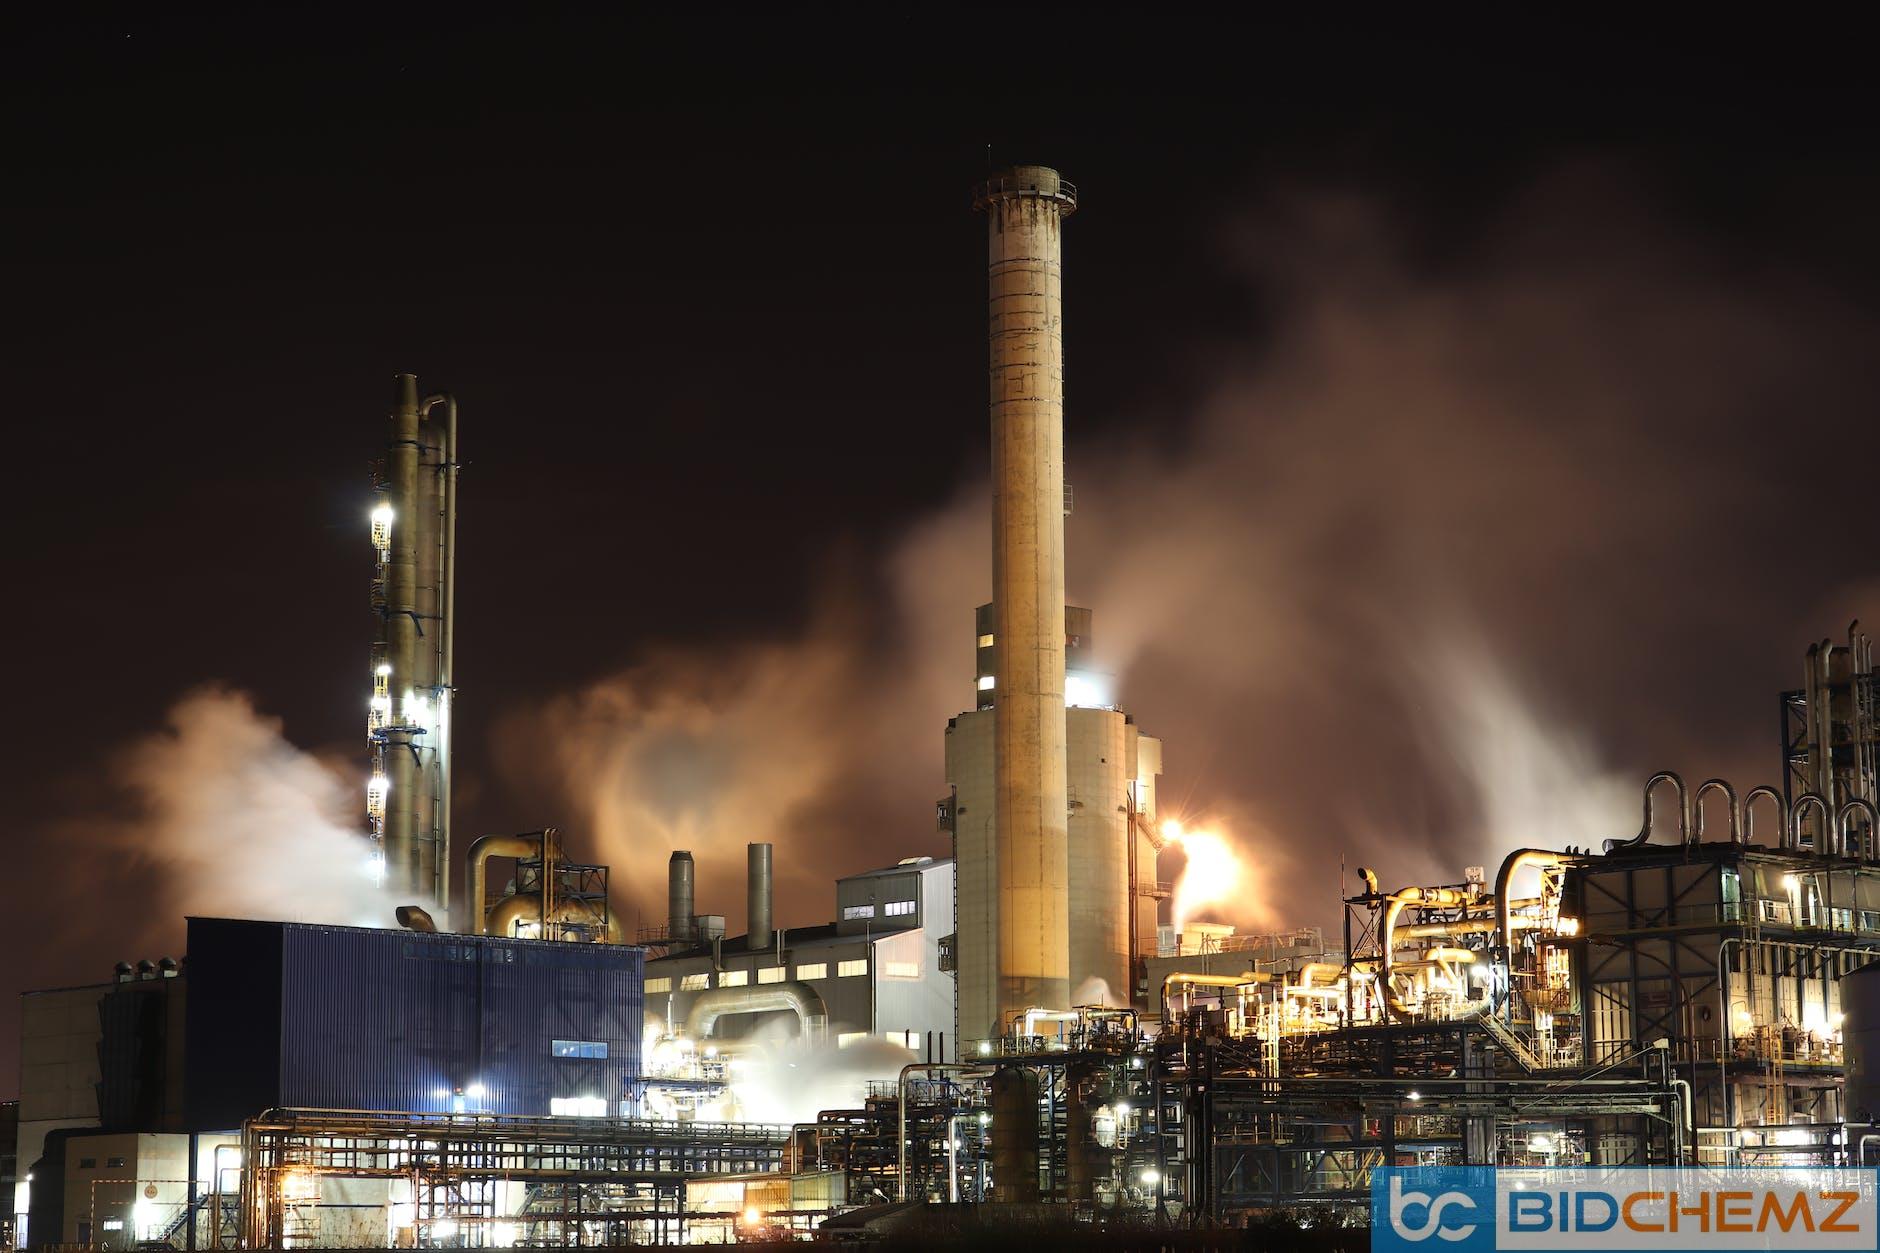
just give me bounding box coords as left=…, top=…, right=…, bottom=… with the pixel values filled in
left=8, top=15, right=1880, bottom=1094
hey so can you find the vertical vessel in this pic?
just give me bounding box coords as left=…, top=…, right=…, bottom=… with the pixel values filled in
left=368, top=374, right=457, bottom=915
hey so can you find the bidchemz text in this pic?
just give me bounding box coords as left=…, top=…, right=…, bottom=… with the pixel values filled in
left=1372, top=1167, right=1880, bottom=1253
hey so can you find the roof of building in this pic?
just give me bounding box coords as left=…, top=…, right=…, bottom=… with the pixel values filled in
left=651, top=920, right=927, bottom=964
left=840, top=855, right=952, bottom=881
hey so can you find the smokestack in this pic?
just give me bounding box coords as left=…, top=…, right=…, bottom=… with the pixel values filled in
left=974, top=166, right=1076, bottom=1021
left=747, top=842, right=773, bottom=951
left=668, top=851, right=696, bottom=943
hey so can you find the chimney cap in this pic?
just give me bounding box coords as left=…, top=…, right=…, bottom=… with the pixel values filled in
left=973, top=165, right=1076, bottom=214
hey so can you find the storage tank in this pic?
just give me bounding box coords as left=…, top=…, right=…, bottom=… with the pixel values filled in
left=1843, top=961, right=1880, bottom=1122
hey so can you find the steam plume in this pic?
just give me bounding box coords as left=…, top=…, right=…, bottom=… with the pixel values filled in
left=516, top=168, right=1879, bottom=932
left=66, top=686, right=401, bottom=947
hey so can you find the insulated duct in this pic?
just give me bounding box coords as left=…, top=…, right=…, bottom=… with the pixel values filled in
left=685, top=982, right=826, bottom=1040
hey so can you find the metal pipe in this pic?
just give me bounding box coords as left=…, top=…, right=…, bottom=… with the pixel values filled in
left=1380, top=886, right=1468, bottom=1018
left=1494, top=850, right=1571, bottom=988
left=894, top=1062, right=983, bottom=1201
left=1841, top=798, right=1879, bottom=861
left=1744, top=785, right=1786, bottom=848
left=1692, top=778, right=1742, bottom=845
left=1792, top=792, right=1832, bottom=854
left=420, top=393, right=458, bottom=919
left=1608, top=770, right=1689, bottom=852
left=685, top=981, right=827, bottom=1041
left=747, top=843, right=773, bottom=951
left=466, top=831, right=551, bottom=935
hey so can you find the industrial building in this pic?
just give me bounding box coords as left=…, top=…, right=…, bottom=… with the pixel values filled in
left=13, top=160, right=1880, bottom=1247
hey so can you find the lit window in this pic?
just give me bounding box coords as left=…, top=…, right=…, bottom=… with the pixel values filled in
left=720, top=970, right=749, bottom=987
left=552, top=1039, right=608, bottom=1059
left=837, top=1031, right=868, bottom=1047
left=101, top=1222, right=124, bottom=1233
left=977, top=634, right=995, bottom=648
left=977, top=675, right=995, bottom=691
left=796, top=962, right=828, bottom=980
left=645, top=977, right=672, bottom=993
left=883, top=900, right=916, bottom=917
left=843, top=905, right=876, bottom=921
left=883, top=1030, right=917, bottom=1047
left=882, top=961, right=921, bottom=980
left=758, top=966, right=785, bottom=984
left=837, top=959, right=868, bottom=978
left=549, top=1096, right=608, bottom=1117
left=681, top=972, right=709, bottom=991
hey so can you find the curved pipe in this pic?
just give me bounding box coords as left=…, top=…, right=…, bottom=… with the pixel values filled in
left=1744, top=786, right=1786, bottom=848
left=1356, top=867, right=1380, bottom=896
left=395, top=905, right=437, bottom=933
left=1381, top=887, right=1468, bottom=1019
left=1495, top=851, right=1569, bottom=963
left=1841, top=798, right=1880, bottom=861
left=1692, top=779, right=1742, bottom=845
left=1158, top=971, right=1270, bottom=1024
left=467, top=830, right=555, bottom=935
left=1791, top=793, right=1831, bottom=854
left=1608, top=771, right=1688, bottom=852
left=686, top=981, right=827, bottom=1040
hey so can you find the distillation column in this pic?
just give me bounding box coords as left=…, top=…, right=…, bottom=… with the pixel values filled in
left=369, top=374, right=456, bottom=915
left=974, top=166, right=1076, bottom=1024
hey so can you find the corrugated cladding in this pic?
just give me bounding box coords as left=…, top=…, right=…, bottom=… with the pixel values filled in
left=185, top=918, right=642, bottom=1129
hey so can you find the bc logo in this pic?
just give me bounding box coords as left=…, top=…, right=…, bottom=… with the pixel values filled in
left=1389, top=1174, right=1481, bottom=1243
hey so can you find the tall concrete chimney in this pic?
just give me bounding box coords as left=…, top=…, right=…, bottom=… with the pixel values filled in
left=973, top=166, right=1076, bottom=1024
left=747, top=842, right=774, bottom=951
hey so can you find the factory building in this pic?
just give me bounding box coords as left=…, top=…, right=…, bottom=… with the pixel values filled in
left=946, top=604, right=1164, bottom=1045
left=644, top=854, right=954, bottom=1058
left=185, top=919, right=644, bottom=1126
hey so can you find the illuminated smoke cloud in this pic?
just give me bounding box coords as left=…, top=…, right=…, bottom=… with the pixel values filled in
left=518, top=168, right=1880, bottom=934
left=65, top=687, right=403, bottom=948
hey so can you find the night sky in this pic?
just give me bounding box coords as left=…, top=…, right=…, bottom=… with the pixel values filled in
left=9, top=16, right=1880, bottom=1093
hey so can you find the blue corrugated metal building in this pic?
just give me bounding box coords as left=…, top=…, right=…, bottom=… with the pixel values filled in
left=185, top=918, right=643, bottom=1130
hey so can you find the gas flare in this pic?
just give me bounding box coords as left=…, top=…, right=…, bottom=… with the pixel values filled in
left=1163, top=819, right=1246, bottom=932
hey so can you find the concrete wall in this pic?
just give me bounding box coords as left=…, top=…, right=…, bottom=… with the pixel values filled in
left=1067, top=708, right=1129, bottom=1005
left=947, top=710, right=999, bottom=1044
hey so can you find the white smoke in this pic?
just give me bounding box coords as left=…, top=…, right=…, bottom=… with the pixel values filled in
left=73, top=686, right=402, bottom=942
left=726, top=1031, right=917, bottom=1126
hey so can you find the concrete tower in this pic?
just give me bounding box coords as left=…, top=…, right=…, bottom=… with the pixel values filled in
left=976, top=166, right=1076, bottom=1029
